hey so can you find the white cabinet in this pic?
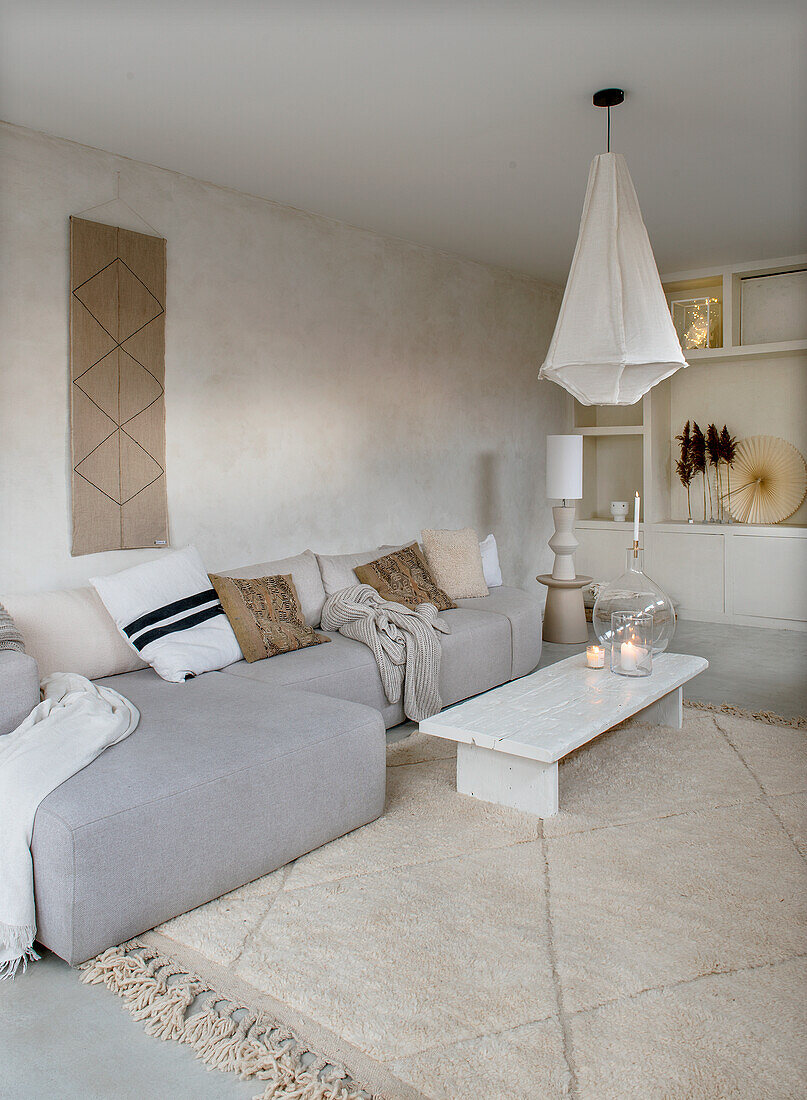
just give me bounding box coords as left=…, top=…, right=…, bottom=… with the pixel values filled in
left=580, top=522, right=807, bottom=630
left=575, top=524, right=642, bottom=582
left=730, top=532, right=807, bottom=622
left=653, top=530, right=724, bottom=616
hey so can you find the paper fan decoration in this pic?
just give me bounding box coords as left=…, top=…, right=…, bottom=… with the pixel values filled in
left=726, top=436, right=807, bottom=524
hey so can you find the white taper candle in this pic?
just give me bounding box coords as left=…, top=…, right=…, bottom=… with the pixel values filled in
left=633, top=491, right=640, bottom=546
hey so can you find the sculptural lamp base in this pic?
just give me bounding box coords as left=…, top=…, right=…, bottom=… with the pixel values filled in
left=537, top=503, right=591, bottom=644
left=548, top=504, right=578, bottom=581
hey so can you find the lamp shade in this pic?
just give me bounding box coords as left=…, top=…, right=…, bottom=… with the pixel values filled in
left=539, top=153, right=687, bottom=406
left=546, top=434, right=583, bottom=500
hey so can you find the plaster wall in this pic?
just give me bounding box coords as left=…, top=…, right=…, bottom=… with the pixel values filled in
left=0, top=122, right=565, bottom=595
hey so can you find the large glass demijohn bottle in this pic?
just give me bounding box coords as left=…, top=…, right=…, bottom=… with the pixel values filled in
left=592, top=548, right=676, bottom=654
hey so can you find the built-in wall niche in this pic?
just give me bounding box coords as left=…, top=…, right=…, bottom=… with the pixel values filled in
left=740, top=269, right=807, bottom=345
left=664, top=275, right=723, bottom=351
left=666, top=353, right=807, bottom=527
left=579, top=434, right=643, bottom=522
left=660, top=255, right=807, bottom=360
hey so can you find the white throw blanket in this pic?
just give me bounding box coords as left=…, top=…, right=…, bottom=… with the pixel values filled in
left=0, top=674, right=139, bottom=979
left=321, top=584, right=450, bottom=721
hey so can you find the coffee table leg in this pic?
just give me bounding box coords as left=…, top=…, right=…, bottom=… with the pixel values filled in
left=456, top=742, right=559, bottom=817
left=636, top=686, right=683, bottom=729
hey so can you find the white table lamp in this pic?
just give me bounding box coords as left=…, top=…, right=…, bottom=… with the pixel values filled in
left=546, top=435, right=583, bottom=580
left=538, top=435, right=590, bottom=644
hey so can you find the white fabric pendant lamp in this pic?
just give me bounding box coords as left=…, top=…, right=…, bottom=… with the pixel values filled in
left=540, top=89, right=687, bottom=406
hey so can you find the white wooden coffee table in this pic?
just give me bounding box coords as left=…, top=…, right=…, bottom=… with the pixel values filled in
left=419, top=651, right=708, bottom=817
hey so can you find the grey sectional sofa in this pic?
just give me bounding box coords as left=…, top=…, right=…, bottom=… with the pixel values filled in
left=1, top=550, right=542, bottom=966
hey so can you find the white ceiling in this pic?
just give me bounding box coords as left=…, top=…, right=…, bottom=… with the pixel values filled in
left=2, top=1, right=805, bottom=283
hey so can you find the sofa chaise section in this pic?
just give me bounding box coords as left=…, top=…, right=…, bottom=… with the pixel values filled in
left=31, top=669, right=386, bottom=965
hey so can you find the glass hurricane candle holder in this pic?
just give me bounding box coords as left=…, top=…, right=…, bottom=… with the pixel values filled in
left=592, top=548, right=676, bottom=654
left=610, top=612, right=653, bottom=677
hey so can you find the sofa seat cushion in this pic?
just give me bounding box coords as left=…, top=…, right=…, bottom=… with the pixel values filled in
left=220, top=632, right=404, bottom=729
left=31, top=669, right=385, bottom=965
left=453, top=585, right=543, bottom=679
left=437, top=607, right=512, bottom=706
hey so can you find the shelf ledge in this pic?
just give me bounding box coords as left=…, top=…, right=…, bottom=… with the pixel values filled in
left=684, top=339, right=807, bottom=361
left=571, top=426, right=644, bottom=436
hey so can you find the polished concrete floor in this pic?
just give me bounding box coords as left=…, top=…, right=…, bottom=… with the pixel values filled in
left=2, top=619, right=805, bottom=1099
left=539, top=619, right=807, bottom=720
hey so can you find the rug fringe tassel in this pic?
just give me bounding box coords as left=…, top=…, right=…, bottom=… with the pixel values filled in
left=80, top=942, right=378, bottom=1100
left=684, top=699, right=806, bottom=728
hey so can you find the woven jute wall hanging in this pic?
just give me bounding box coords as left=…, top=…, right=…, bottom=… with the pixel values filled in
left=69, top=216, right=168, bottom=555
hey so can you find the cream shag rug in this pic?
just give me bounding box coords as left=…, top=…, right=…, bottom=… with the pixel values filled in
left=82, top=704, right=807, bottom=1100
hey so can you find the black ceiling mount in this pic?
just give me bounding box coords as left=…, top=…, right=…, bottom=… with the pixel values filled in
left=592, top=89, right=625, bottom=152
left=593, top=88, right=624, bottom=108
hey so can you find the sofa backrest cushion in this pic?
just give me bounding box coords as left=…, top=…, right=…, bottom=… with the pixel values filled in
left=316, top=545, right=410, bottom=597
left=217, top=549, right=326, bottom=628
left=1, top=586, right=148, bottom=680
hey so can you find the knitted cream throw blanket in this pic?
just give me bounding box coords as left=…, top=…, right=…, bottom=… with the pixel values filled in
left=321, top=584, right=450, bottom=721
left=0, top=603, right=24, bottom=652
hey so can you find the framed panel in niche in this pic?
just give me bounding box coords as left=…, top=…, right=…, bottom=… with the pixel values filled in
left=69, top=216, right=168, bottom=554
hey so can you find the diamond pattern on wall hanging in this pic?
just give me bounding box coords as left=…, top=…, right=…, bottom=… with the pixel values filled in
left=70, top=216, right=168, bottom=554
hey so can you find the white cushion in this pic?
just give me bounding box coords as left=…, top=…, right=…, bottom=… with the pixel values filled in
left=218, top=549, right=326, bottom=627
left=1, top=586, right=148, bottom=680
left=91, top=546, right=242, bottom=683
left=479, top=533, right=503, bottom=587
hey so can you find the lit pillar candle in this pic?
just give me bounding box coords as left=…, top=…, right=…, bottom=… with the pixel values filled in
left=620, top=640, right=646, bottom=672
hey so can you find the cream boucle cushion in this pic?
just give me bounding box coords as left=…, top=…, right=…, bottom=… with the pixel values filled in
left=420, top=528, right=489, bottom=599
left=1, top=585, right=148, bottom=680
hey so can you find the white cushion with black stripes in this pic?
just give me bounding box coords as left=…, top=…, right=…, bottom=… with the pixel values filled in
left=91, top=546, right=243, bottom=682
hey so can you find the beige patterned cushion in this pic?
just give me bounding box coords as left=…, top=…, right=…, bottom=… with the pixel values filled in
left=209, top=573, right=330, bottom=663
left=354, top=543, right=456, bottom=611
left=420, top=528, right=489, bottom=599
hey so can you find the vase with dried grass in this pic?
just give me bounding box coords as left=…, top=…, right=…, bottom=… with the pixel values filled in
left=719, top=425, right=738, bottom=523
left=675, top=420, right=696, bottom=522
left=706, top=423, right=722, bottom=522
left=690, top=422, right=707, bottom=522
